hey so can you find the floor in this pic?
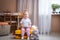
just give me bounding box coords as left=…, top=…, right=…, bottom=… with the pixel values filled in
left=0, top=33, right=60, bottom=40
left=39, top=33, right=60, bottom=40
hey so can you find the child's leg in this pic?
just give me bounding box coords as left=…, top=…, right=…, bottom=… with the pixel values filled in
left=26, top=28, right=30, bottom=37
left=21, top=27, right=25, bottom=37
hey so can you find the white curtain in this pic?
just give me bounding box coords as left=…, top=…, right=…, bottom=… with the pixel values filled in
left=17, top=0, right=38, bottom=26
left=38, top=0, right=52, bottom=34
left=38, top=0, right=60, bottom=34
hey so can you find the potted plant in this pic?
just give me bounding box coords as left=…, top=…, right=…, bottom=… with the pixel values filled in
left=52, top=4, right=60, bottom=13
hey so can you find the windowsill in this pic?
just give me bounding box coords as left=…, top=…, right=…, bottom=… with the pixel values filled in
left=52, top=14, right=60, bottom=15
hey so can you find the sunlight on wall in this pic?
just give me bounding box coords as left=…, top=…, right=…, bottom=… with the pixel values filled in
left=39, top=0, right=60, bottom=15
left=51, top=0, right=60, bottom=4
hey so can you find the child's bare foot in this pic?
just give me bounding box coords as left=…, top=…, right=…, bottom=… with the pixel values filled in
left=27, top=37, right=30, bottom=40
left=21, top=37, right=24, bottom=40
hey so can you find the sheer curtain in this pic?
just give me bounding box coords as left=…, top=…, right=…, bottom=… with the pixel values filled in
left=38, top=0, right=52, bottom=34
left=17, top=0, right=38, bottom=27
left=38, top=0, right=60, bottom=34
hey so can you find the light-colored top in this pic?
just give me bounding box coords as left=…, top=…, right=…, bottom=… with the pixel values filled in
left=20, top=18, right=31, bottom=27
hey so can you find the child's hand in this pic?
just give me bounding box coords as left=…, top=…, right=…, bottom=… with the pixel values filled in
left=21, top=25, right=24, bottom=27
left=20, top=23, right=24, bottom=27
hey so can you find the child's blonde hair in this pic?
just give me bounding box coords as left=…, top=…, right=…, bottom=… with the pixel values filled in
left=22, top=10, right=29, bottom=17
left=23, top=10, right=29, bottom=15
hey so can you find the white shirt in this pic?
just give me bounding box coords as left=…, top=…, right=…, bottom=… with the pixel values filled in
left=20, top=18, right=31, bottom=27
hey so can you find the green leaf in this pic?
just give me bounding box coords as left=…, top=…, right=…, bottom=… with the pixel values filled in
left=51, top=4, right=60, bottom=11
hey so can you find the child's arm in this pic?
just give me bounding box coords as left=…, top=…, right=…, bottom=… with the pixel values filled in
left=20, top=23, right=24, bottom=27
left=20, top=19, right=24, bottom=27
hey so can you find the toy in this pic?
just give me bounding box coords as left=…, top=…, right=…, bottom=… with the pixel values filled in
left=14, top=25, right=39, bottom=40
left=30, top=25, right=39, bottom=40
left=14, top=27, right=33, bottom=39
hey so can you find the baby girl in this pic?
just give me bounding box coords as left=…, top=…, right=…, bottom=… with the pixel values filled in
left=20, top=10, right=31, bottom=40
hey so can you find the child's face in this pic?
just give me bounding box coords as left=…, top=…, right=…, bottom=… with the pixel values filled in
left=23, top=11, right=29, bottom=18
